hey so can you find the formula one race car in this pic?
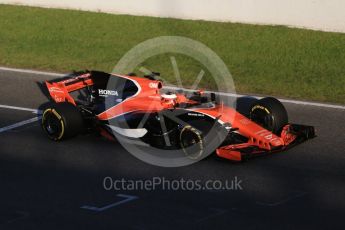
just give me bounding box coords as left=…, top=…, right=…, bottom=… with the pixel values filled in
left=40, top=70, right=315, bottom=161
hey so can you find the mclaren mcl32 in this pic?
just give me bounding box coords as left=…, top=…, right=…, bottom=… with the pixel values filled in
left=40, top=71, right=315, bottom=161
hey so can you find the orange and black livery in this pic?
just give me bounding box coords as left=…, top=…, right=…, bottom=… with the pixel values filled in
left=41, top=70, right=315, bottom=161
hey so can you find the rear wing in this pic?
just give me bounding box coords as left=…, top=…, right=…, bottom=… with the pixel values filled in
left=45, top=72, right=93, bottom=105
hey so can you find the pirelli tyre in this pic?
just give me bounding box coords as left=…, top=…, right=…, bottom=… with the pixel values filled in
left=179, top=125, right=204, bottom=160
left=249, top=97, right=288, bottom=135
left=41, top=102, right=84, bottom=141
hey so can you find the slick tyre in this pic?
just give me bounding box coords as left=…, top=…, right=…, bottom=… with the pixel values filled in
left=41, top=102, right=84, bottom=141
left=249, top=97, right=288, bottom=135
left=179, top=125, right=204, bottom=160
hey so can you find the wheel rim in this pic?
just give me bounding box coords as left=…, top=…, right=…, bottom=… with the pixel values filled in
left=42, top=109, right=64, bottom=140
left=180, top=127, right=204, bottom=159
left=250, top=107, right=274, bottom=131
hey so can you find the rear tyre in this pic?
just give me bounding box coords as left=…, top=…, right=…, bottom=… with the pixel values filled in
left=179, top=125, right=204, bottom=160
left=249, top=97, right=288, bottom=135
left=41, top=102, right=84, bottom=141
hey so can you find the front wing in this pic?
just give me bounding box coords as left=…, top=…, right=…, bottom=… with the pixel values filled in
left=216, top=124, right=316, bottom=161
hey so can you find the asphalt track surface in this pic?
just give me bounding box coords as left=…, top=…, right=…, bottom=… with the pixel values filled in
left=0, top=69, right=344, bottom=229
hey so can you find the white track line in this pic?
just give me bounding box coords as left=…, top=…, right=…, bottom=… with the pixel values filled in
left=0, top=104, right=39, bottom=114
left=1, top=66, right=344, bottom=110
left=165, top=88, right=345, bottom=110
left=0, top=116, right=41, bottom=133
left=81, top=194, right=138, bottom=212
left=274, top=98, right=345, bottom=109
left=0, top=66, right=64, bottom=77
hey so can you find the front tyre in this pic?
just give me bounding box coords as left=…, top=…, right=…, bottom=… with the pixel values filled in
left=41, top=102, right=84, bottom=141
left=250, top=97, right=288, bottom=135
